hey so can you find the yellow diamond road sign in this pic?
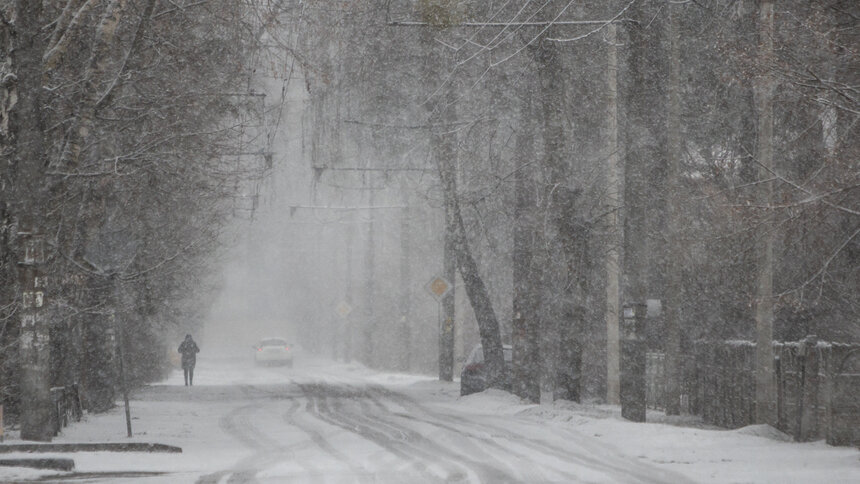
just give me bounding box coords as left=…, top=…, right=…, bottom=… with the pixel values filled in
left=336, top=301, right=353, bottom=318
left=426, top=276, right=452, bottom=300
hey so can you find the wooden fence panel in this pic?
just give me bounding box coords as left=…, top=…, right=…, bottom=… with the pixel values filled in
left=828, top=345, right=860, bottom=446
left=646, top=339, right=858, bottom=446
left=778, top=343, right=804, bottom=439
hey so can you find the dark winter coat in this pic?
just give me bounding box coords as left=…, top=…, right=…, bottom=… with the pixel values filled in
left=178, top=339, right=200, bottom=369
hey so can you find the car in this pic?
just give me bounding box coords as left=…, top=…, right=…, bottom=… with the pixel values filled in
left=460, top=344, right=513, bottom=396
left=253, top=337, right=294, bottom=367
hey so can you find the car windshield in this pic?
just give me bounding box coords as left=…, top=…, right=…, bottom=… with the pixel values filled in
left=260, top=338, right=287, bottom=347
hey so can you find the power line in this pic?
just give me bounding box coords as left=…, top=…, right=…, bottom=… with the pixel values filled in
left=388, top=19, right=635, bottom=28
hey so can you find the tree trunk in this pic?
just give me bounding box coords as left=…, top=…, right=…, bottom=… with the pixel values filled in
left=0, top=14, right=16, bottom=423
left=754, top=0, right=776, bottom=425
left=621, top=1, right=660, bottom=317
left=620, top=1, right=661, bottom=421
left=12, top=0, right=54, bottom=442
left=535, top=35, right=567, bottom=401
left=434, top=117, right=504, bottom=388
left=557, top=202, right=589, bottom=402
left=452, top=202, right=505, bottom=388
left=664, top=1, right=683, bottom=416
left=68, top=0, right=129, bottom=165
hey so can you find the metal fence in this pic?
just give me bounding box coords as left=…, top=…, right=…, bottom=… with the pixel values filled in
left=646, top=352, right=698, bottom=414
left=645, top=352, right=665, bottom=411
left=645, top=338, right=860, bottom=446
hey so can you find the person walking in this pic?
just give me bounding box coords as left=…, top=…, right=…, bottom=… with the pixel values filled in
left=178, top=334, right=200, bottom=386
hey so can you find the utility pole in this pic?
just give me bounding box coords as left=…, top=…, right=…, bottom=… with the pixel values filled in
left=344, top=216, right=355, bottom=362
left=604, top=22, right=623, bottom=406
left=437, top=101, right=455, bottom=383
left=399, top=202, right=413, bottom=372
left=434, top=104, right=457, bottom=382
left=363, top=184, right=377, bottom=367
left=512, top=92, right=540, bottom=403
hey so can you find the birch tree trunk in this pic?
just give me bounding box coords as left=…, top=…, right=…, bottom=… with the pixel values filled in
left=12, top=0, right=53, bottom=441
left=0, top=4, right=17, bottom=418
left=68, top=0, right=156, bottom=166
left=69, top=0, right=127, bottom=164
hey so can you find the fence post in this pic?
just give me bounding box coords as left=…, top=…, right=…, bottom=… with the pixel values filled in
left=794, top=340, right=808, bottom=441
left=719, top=346, right=728, bottom=427
left=734, top=346, right=742, bottom=426
left=708, top=344, right=717, bottom=424
left=746, top=345, right=755, bottom=426
left=800, top=336, right=819, bottom=441
left=704, top=343, right=709, bottom=418
left=826, top=345, right=860, bottom=446
left=824, top=345, right=834, bottom=445
left=775, top=350, right=783, bottom=431
left=729, top=346, right=737, bottom=427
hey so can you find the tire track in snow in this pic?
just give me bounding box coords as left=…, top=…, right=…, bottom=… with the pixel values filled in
left=370, top=385, right=694, bottom=484
left=302, top=383, right=531, bottom=483
left=361, top=389, right=554, bottom=483
left=281, top=396, right=375, bottom=483
left=298, top=383, right=470, bottom=482
left=197, top=385, right=322, bottom=484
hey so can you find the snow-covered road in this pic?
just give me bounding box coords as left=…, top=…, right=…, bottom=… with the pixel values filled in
left=2, top=356, right=857, bottom=483
left=190, top=380, right=685, bottom=483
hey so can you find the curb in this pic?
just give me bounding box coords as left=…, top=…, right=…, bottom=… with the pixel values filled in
left=0, top=443, right=182, bottom=453
left=0, top=458, right=75, bottom=471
